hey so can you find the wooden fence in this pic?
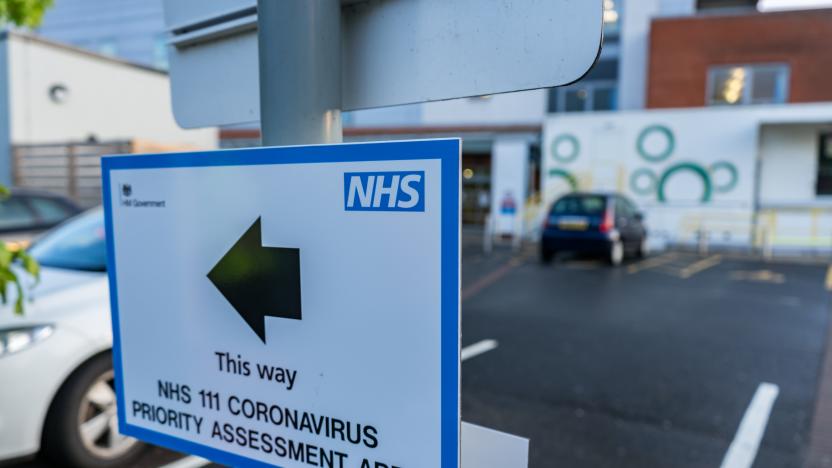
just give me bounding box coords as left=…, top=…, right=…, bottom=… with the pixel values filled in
left=12, top=141, right=133, bottom=208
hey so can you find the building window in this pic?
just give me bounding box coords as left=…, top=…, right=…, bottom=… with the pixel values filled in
left=555, top=82, right=617, bottom=113
left=593, top=87, right=617, bottom=111
left=707, top=64, right=789, bottom=106
left=818, top=133, right=832, bottom=196
left=603, top=0, right=620, bottom=38
left=697, top=0, right=758, bottom=12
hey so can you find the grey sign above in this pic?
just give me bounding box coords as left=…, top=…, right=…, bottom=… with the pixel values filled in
left=163, top=0, right=604, bottom=128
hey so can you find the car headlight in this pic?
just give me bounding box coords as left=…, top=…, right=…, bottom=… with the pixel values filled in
left=0, top=325, right=54, bottom=357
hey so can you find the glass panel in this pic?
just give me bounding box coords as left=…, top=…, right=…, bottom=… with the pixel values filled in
left=551, top=195, right=606, bottom=215
left=615, top=198, right=634, bottom=217
left=603, top=0, right=620, bottom=37
left=547, top=88, right=559, bottom=113
left=752, top=67, right=786, bottom=104
left=818, top=134, right=832, bottom=195
left=30, top=210, right=106, bottom=272
left=564, top=89, right=588, bottom=112
left=29, top=197, right=73, bottom=224
left=593, top=87, right=616, bottom=111
left=0, top=197, right=36, bottom=231
left=710, top=67, right=747, bottom=105
left=824, top=134, right=832, bottom=161
left=817, top=175, right=832, bottom=196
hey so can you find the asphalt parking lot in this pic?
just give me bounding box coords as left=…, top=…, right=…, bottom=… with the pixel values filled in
left=11, top=239, right=832, bottom=468
left=462, top=247, right=832, bottom=468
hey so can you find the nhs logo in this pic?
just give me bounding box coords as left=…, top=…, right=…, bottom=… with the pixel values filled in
left=344, top=171, right=425, bottom=212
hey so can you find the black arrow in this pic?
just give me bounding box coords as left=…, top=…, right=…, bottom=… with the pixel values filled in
left=207, top=217, right=301, bottom=343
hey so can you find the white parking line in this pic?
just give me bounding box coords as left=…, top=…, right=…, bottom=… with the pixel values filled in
left=461, top=339, right=499, bottom=362
left=720, top=382, right=780, bottom=468
left=159, top=455, right=212, bottom=468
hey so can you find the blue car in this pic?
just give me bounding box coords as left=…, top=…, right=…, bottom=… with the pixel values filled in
left=540, top=193, right=647, bottom=266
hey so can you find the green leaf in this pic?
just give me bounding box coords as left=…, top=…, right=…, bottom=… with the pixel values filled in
left=0, top=277, right=7, bottom=305
left=4, top=268, right=23, bottom=315
left=19, top=251, right=40, bottom=284
left=0, top=243, right=11, bottom=269
left=0, top=182, right=41, bottom=315
left=0, top=0, right=54, bottom=28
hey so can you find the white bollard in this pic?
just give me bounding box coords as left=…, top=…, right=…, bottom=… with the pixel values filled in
left=762, top=226, right=773, bottom=261
left=512, top=215, right=522, bottom=252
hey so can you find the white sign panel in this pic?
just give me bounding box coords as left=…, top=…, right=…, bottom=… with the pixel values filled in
left=103, top=139, right=461, bottom=467
left=461, top=423, right=529, bottom=468
left=163, top=0, right=604, bottom=128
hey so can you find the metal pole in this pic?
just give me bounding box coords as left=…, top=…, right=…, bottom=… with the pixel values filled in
left=257, top=0, right=343, bottom=146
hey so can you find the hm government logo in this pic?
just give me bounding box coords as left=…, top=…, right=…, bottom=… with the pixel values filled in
left=118, top=182, right=166, bottom=208
left=344, top=171, right=425, bottom=212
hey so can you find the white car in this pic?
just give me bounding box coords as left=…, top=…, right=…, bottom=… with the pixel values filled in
left=0, top=209, right=144, bottom=467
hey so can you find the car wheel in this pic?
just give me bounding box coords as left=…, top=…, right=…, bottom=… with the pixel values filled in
left=608, top=240, right=624, bottom=266
left=42, top=353, right=144, bottom=468
left=540, top=247, right=555, bottom=264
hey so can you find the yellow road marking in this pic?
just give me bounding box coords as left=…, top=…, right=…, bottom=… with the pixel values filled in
left=627, top=252, right=679, bottom=274
left=731, top=270, right=785, bottom=284
left=679, top=254, right=722, bottom=279
left=826, top=265, right=832, bottom=291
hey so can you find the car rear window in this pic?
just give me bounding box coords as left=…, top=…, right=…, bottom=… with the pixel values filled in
left=0, top=196, right=37, bottom=231
left=551, top=195, right=607, bottom=216
left=28, top=196, right=74, bottom=224
left=29, top=209, right=106, bottom=272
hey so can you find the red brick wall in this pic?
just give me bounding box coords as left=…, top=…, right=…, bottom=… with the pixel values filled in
left=647, top=9, right=832, bottom=108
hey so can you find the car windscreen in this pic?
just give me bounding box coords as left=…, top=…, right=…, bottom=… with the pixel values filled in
left=550, top=195, right=607, bottom=216
left=28, top=210, right=106, bottom=272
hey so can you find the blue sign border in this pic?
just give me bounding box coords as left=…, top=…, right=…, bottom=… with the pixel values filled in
left=101, top=139, right=461, bottom=468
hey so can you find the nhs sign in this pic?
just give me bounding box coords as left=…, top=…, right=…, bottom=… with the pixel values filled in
left=344, top=171, right=425, bottom=212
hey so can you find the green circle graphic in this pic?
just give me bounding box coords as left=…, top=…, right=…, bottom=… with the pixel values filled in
left=551, top=134, right=580, bottom=164
left=657, top=162, right=712, bottom=203
left=548, top=168, right=579, bottom=191
left=710, top=161, right=739, bottom=193
left=637, top=125, right=675, bottom=163
left=629, top=168, right=658, bottom=196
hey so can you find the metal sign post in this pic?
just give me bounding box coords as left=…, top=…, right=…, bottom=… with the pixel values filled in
left=257, top=0, right=343, bottom=146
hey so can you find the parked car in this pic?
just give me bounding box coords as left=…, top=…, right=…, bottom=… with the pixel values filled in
left=540, top=192, right=647, bottom=266
left=0, top=189, right=82, bottom=248
left=0, top=208, right=145, bottom=467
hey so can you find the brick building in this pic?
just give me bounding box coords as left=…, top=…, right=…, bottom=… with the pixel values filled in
left=647, top=8, right=832, bottom=108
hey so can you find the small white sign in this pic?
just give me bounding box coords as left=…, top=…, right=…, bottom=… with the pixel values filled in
left=462, top=423, right=529, bottom=468
left=103, top=139, right=461, bottom=467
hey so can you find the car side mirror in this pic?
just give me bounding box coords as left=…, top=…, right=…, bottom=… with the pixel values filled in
left=634, top=212, right=644, bottom=222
